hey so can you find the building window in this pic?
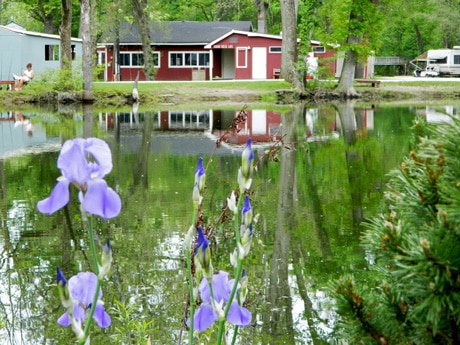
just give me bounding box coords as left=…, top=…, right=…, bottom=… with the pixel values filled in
left=132, top=53, right=144, bottom=66
left=71, top=45, right=76, bottom=60
left=237, top=47, right=247, bottom=68
left=45, top=45, right=59, bottom=61
left=269, top=46, right=282, bottom=53
left=120, top=53, right=130, bottom=66
left=119, top=52, right=160, bottom=67
left=169, top=52, right=210, bottom=67
left=169, top=110, right=210, bottom=129
left=313, top=46, right=326, bottom=53
left=98, top=51, right=106, bottom=65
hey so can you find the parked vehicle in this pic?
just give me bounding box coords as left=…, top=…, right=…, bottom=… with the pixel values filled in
left=414, top=65, right=439, bottom=77
left=412, top=47, right=460, bottom=77
left=425, top=47, right=460, bottom=76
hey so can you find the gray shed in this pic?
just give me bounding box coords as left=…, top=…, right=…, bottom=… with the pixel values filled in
left=0, top=24, right=82, bottom=81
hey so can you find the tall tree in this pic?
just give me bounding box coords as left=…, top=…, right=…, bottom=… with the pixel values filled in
left=7, top=0, right=82, bottom=35
left=377, top=0, right=440, bottom=58
left=131, top=0, right=156, bottom=80
left=60, top=0, right=73, bottom=71
left=80, top=0, right=93, bottom=101
left=25, top=0, right=60, bottom=33
left=254, top=0, right=269, bottom=33
left=280, top=0, right=302, bottom=88
left=319, top=0, right=389, bottom=97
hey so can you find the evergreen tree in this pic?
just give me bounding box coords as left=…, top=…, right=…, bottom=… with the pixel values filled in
left=331, top=116, right=460, bottom=344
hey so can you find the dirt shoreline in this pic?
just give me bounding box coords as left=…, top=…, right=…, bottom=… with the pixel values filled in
left=2, top=82, right=460, bottom=109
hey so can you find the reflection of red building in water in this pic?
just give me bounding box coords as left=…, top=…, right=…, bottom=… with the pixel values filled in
left=211, top=109, right=282, bottom=145
left=99, top=109, right=282, bottom=145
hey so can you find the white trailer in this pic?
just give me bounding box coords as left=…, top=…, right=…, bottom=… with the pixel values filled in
left=425, top=47, right=460, bottom=76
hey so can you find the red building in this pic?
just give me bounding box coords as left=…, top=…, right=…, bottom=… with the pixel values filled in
left=96, top=21, right=364, bottom=82
left=97, top=21, right=286, bottom=82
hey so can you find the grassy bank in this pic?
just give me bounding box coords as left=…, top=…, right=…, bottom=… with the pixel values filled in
left=0, top=80, right=294, bottom=109
left=2, top=78, right=460, bottom=111
left=93, top=80, right=294, bottom=106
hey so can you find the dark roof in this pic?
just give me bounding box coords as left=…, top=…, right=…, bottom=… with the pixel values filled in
left=99, top=21, right=253, bottom=45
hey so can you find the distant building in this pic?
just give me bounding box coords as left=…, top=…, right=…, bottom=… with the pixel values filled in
left=97, top=21, right=286, bottom=81
left=0, top=24, right=82, bottom=81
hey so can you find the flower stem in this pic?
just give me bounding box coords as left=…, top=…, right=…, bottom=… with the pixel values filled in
left=230, top=325, right=240, bottom=345
left=186, top=246, right=194, bottom=344
left=216, top=259, right=243, bottom=345
left=216, top=194, right=245, bottom=345
left=187, top=204, right=200, bottom=344
left=87, top=216, right=99, bottom=276
left=79, top=215, right=102, bottom=345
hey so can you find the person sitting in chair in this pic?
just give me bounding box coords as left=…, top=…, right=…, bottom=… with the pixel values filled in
left=14, top=63, right=34, bottom=90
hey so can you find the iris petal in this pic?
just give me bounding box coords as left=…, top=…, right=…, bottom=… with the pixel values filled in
left=227, top=301, right=252, bottom=327
left=37, top=179, right=71, bottom=215
left=57, top=312, right=71, bottom=326
left=69, top=272, right=100, bottom=306
left=94, top=302, right=111, bottom=328
left=84, top=180, right=121, bottom=219
left=212, top=271, right=231, bottom=303
left=73, top=304, right=86, bottom=323
left=199, top=277, right=211, bottom=303
left=84, top=138, right=113, bottom=178
left=58, top=139, right=90, bottom=184
left=193, top=304, right=217, bottom=332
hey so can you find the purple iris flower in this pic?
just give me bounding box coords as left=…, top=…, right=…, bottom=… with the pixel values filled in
left=239, top=138, right=254, bottom=191
left=241, top=138, right=254, bottom=179
left=242, top=195, right=253, bottom=234
left=195, top=157, right=206, bottom=192
left=37, top=138, right=121, bottom=219
left=57, top=271, right=111, bottom=329
left=195, top=226, right=211, bottom=272
left=193, top=271, right=252, bottom=332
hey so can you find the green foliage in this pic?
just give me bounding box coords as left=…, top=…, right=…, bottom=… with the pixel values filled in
left=5, top=0, right=80, bottom=35
left=110, top=299, right=154, bottom=344
left=317, top=0, right=393, bottom=61
left=332, top=115, right=460, bottom=344
left=30, top=63, right=84, bottom=92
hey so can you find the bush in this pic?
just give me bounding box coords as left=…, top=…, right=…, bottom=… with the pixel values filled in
left=29, top=63, right=84, bottom=92
left=332, top=116, right=460, bottom=344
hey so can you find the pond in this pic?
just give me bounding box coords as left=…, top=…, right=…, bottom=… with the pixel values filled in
left=0, top=102, right=452, bottom=344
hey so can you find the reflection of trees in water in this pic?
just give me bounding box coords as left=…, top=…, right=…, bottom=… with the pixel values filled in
left=264, top=105, right=299, bottom=343
left=265, top=101, right=375, bottom=344
left=83, top=104, right=94, bottom=138
left=132, top=111, right=154, bottom=189
left=264, top=103, right=330, bottom=344
left=334, top=101, right=365, bottom=229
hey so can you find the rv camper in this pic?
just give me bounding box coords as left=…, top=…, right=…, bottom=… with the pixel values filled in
left=424, top=47, right=460, bottom=76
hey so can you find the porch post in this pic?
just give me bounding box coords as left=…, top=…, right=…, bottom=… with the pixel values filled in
left=209, top=49, right=213, bottom=81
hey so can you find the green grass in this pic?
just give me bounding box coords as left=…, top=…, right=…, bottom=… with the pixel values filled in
left=93, top=80, right=293, bottom=92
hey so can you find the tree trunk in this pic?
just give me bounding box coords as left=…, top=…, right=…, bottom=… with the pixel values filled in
left=43, top=16, right=56, bottom=35
left=264, top=105, right=299, bottom=343
left=336, top=46, right=359, bottom=97
left=60, top=0, right=72, bottom=71
left=254, top=0, right=269, bottom=33
left=412, top=21, right=424, bottom=54
left=131, top=0, right=156, bottom=80
left=80, top=0, right=93, bottom=101
left=280, top=0, right=301, bottom=89
left=335, top=1, right=365, bottom=98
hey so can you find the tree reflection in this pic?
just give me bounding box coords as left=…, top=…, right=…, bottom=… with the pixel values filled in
left=133, top=111, right=153, bottom=189
left=264, top=104, right=301, bottom=344
left=83, top=103, right=94, bottom=138
left=334, top=100, right=367, bottom=229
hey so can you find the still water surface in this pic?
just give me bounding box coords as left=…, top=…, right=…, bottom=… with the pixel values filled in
left=0, top=103, right=446, bottom=344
